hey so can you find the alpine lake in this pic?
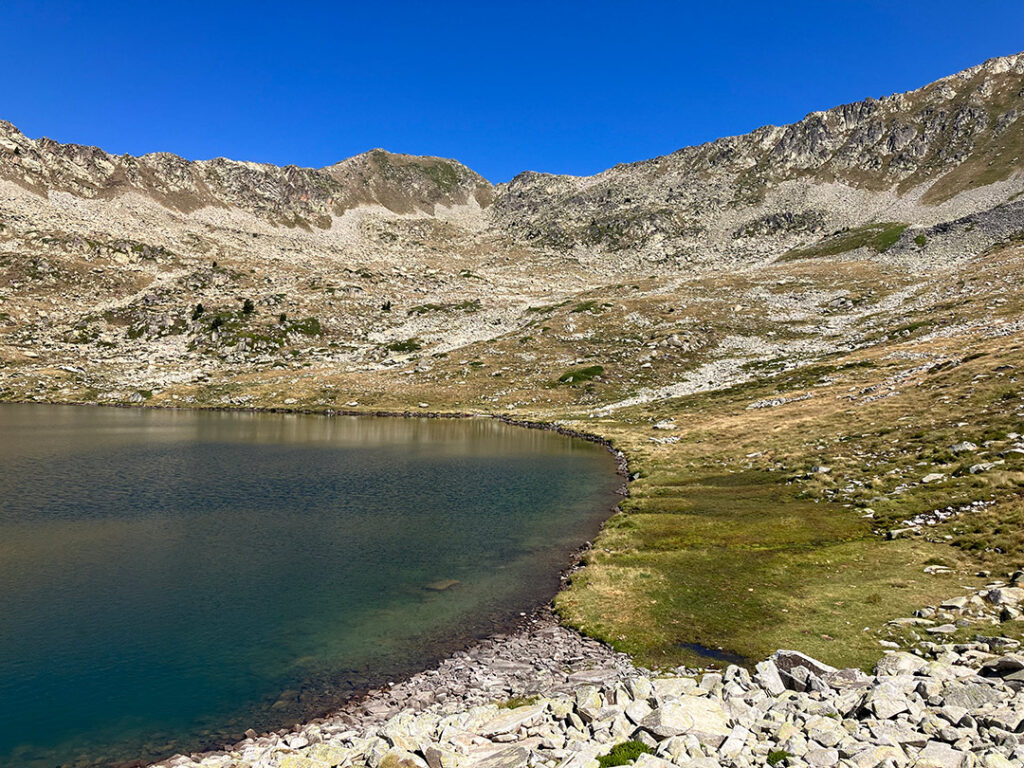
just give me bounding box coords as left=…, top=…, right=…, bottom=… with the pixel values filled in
left=0, top=404, right=621, bottom=768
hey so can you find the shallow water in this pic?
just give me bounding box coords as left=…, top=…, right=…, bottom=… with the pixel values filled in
left=0, top=405, right=620, bottom=768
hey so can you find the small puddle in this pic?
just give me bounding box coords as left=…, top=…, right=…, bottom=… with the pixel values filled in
left=679, top=643, right=750, bottom=667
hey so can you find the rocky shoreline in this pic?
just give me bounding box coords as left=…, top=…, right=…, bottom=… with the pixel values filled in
left=148, top=607, right=639, bottom=768
left=151, top=578, right=1024, bottom=768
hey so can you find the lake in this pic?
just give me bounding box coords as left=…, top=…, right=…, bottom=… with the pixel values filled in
left=0, top=404, right=621, bottom=767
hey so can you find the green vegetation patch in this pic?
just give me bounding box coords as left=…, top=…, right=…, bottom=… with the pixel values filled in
left=597, top=741, right=652, bottom=768
left=408, top=299, right=481, bottom=316
left=422, top=162, right=461, bottom=193
left=781, top=223, right=908, bottom=262
left=288, top=317, right=322, bottom=336
left=557, top=365, right=604, bottom=385
left=572, top=300, right=612, bottom=314
left=385, top=338, right=422, bottom=353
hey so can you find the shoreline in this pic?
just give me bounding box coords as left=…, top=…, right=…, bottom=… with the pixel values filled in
left=1, top=399, right=634, bottom=768
left=149, top=606, right=644, bottom=768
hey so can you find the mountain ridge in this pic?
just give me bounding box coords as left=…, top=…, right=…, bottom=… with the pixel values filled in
left=3, top=49, right=1023, bottom=235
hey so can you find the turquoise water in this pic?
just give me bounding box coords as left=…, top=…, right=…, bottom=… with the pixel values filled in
left=0, top=405, right=620, bottom=768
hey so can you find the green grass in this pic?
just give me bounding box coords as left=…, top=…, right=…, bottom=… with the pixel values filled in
left=408, top=300, right=480, bottom=316
left=557, top=325, right=1024, bottom=670
left=288, top=317, right=322, bottom=336
left=781, top=222, right=908, bottom=262
left=572, top=300, right=609, bottom=313
left=421, top=162, right=460, bottom=192
left=557, top=365, right=604, bottom=384
left=597, top=741, right=652, bottom=768
left=768, top=750, right=791, bottom=767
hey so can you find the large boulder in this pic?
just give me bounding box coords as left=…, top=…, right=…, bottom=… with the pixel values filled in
left=479, top=703, right=547, bottom=737
left=754, top=660, right=786, bottom=696
left=470, top=746, right=530, bottom=768
left=640, top=695, right=731, bottom=744
left=876, top=652, right=929, bottom=677
left=912, top=741, right=971, bottom=768
left=771, top=650, right=837, bottom=691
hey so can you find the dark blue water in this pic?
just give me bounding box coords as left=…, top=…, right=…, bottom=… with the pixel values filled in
left=0, top=405, right=620, bottom=768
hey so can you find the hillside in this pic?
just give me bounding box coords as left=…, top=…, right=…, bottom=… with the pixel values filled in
left=2, top=51, right=1024, bottom=676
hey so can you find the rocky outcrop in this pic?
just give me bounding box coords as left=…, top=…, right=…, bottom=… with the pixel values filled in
left=492, top=53, right=1024, bottom=262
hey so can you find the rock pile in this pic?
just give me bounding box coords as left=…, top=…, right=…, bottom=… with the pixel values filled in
left=883, top=573, right=1024, bottom=639
left=155, top=641, right=1024, bottom=768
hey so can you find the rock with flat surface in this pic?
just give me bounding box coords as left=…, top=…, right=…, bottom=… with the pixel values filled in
left=640, top=696, right=731, bottom=741
left=479, top=704, right=547, bottom=737
left=913, top=741, right=970, bottom=768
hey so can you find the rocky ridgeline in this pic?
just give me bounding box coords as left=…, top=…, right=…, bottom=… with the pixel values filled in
left=154, top=587, right=1024, bottom=768
left=492, top=53, right=1024, bottom=262
left=0, top=123, right=491, bottom=225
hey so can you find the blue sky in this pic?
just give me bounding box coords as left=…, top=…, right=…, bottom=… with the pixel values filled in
left=3, top=1, right=1023, bottom=181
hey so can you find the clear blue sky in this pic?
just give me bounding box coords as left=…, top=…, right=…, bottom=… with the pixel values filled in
left=3, top=1, right=1023, bottom=181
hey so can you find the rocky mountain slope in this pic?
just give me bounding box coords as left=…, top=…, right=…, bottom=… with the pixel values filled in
left=2, top=52, right=1024, bottom=406
left=4, top=50, right=1024, bottom=768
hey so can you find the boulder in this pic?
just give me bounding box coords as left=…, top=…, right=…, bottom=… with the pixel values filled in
left=471, top=746, right=530, bottom=768
left=379, top=749, right=430, bottom=768
left=863, top=682, right=910, bottom=720
left=306, top=744, right=358, bottom=766
left=640, top=696, right=731, bottom=743
left=631, top=755, right=676, bottom=768
left=754, top=660, right=786, bottom=696
left=480, top=703, right=547, bottom=737
left=984, top=588, right=1024, bottom=606
left=278, top=756, right=332, bottom=768
left=876, top=652, right=929, bottom=677
left=913, top=741, right=970, bottom=768
left=651, top=676, right=698, bottom=699
left=771, top=650, right=837, bottom=690
left=804, top=747, right=840, bottom=768
left=425, top=747, right=462, bottom=768
left=979, top=654, right=1024, bottom=678
left=574, top=687, right=605, bottom=723
left=942, top=681, right=1002, bottom=709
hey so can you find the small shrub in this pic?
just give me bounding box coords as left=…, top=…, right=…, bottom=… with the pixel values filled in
left=767, top=750, right=791, bottom=767
left=914, top=234, right=927, bottom=247
left=386, top=338, right=422, bottom=353
left=191, top=303, right=205, bottom=320
left=241, top=298, right=255, bottom=315
left=597, top=741, right=652, bottom=768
